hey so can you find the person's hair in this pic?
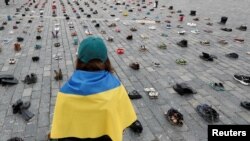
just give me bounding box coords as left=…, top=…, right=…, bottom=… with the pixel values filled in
left=75, top=58, right=114, bottom=73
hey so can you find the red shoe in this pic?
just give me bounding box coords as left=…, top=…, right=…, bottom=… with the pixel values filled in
left=116, top=48, right=124, bottom=54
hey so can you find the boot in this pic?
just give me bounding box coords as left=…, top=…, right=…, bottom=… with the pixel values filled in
left=218, top=16, right=228, bottom=25
left=177, top=39, right=188, bottom=47
left=190, top=10, right=196, bottom=16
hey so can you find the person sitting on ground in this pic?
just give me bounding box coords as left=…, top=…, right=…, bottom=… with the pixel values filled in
left=50, top=36, right=137, bottom=141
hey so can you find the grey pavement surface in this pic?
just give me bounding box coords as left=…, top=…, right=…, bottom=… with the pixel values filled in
left=0, top=0, right=250, bottom=141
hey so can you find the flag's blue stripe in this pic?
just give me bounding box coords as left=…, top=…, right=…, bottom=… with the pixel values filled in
left=60, top=70, right=121, bottom=96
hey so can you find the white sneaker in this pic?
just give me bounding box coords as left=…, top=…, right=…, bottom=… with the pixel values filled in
left=149, top=26, right=156, bottom=30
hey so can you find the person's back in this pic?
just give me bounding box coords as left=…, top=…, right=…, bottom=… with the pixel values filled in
left=50, top=36, right=137, bottom=141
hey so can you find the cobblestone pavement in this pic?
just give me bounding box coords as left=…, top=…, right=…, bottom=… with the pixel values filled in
left=0, top=0, right=250, bottom=140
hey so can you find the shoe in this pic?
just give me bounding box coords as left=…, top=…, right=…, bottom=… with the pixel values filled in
left=190, top=10, right=196, bottom=16
left=30, top=73, right=37, bottom=84
left=165, top=108, right=183, bottom=126
left=187, top=22, right=196, bottom=27
left=36, top=36, right=41, bottom=40
left=193, top=17, right=199, bottom=21
left=178, top=31, right=186, bottom=35
left=139, top=45, right=148, bottom=52
left=218, top=40, right=228, bottom=45
left=7, top=137, right=24, bottom=141
left=218, top=16, right=228, bottom=25
left=17, top=37, right=24, bottom=42
left=241, top=101, right=250, bottom=110
left=233, top=74, right=250, bottom=85
left=206, top=22, right=213, bottom=26
left=234, top=38, right=244, bottom=43
left=128, top=90, right=142, bottom=99
left=199, top=52, right=214, bottom=61
left=173, top=83, right=197, bottom=95
left=148, top=26, right=156, bottom=30
left=209, top=82, right=225, bottom=91
left=9, top=58, right=16, bottom=64
left=225, top=53, right=239, bottom=59
left=191, top=29, right=200, bottom=34
left=129, top=62, right=140, bottom=70
left=221, top=28, right=232, bottom=32
left=14, top=43, right=21, bottom=51
left=54, top=69, right=63, bottom=81
left=95, top=23, right=100, bottom=28
left=196, top=104, right=219, bottom=122
left=129, top=120, right=143, bottom=133
left=126, top=35, right=133, bottom=40
left=130, top=27, right=137, bottom=32
left=107, top=37, right=114, bottom=42
left=157, top=43, right=167, bottom=49
left=32, top=56, right=39, bottom=62
left=200, top=40, right=210, bottom=46
left=177, top=39, right=188, bottom=47
left=236, top=25, right=247, bottom=31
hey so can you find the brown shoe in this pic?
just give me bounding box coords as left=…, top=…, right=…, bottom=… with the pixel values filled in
left=14, top=43, right=21, bottom=51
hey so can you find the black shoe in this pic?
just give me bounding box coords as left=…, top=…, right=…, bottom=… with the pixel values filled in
left=173, top=83, right=197, bottom=95
left=236, top=25, right=247, bottom=31
left=129, top=62, right=140, bottom=70
left=177, top=39, right=188, bottom=47
left=218, top=16, right=228, bottom=25
left=30, top=73, right=37, bottom=84
left=225, top=53, right=238, bottom=59
left=196, top=104, right=219, bottom=123
left=190, top=10, right=196, bottom=16
left=241, top=101, right=250, bottom=110
left=129, top=120, right=143, bottom=133
left=233, top=74, right=250, bottom=86
left=7, top=137, right=24, bottom=141
left=127, top=35, right=133, bottom=40
left=128, top=90, right=142, bottom=99
left=221, top=28, right=232, bottom=32
left=199, top=52, right=214, bottom=61
left=32, top=56, right=40, bottom=62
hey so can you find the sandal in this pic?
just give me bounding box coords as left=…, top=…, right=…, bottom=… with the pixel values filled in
left=128, top=90, right=142, bottom=99
left=173, top=83, right=197, bottom=95
left=209, top=82, right=225, bottom=91
left=175, top=59, right=187, bottom=65
left=165, top=108, right=183, bottom=126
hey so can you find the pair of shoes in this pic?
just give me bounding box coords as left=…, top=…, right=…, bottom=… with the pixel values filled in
left=32, top=56, right=39, bottom=62
left=127, top=35, right=133, bottom=40
left=221, top=28, right=232, bottom=32
left=196, top=104, right=219, bottom=123
left=85, top=30, right=92, bottom=35
left=173, top=83, right=196, bottom=95
left=107, top=37, right=114, bottom=42
left=35, top=44, right=42, bottom=49
left=12, top=99, right=34, bottom=121
left=157, top=43, right=167, bottom=49
left=161, top=33, right=168, bottom=37
left=200, top=40, right=210, bottom=46
left=233, top=74, right=250, bottom=86
left=54, top=69, right=63, bottom=81
left=116, top=48, right=125, bottom=54
left=206, top=22, right=213, bottom=26
left=14, top=43, right=21, bottom=51
left=178, top=30, right=186, bottom=35
left=54, top=43, right=60, bottom=47
left=129, top=120, right=143, bottom=133
left=241, top=101, right=250, bottom=110
left=23, top=73, right=37, bottom=84
left=193, top=17, right=199, bottom=21
left=176, top=59, right=187, bottom=65
left=108, top=23, right=116, bottom=27
left=177, top=39, right=188, bottom=47
left=7, top=137, right=24, bottom=141
left=17, top=37, right=24, bottom=42
left=144, top=87, right=159, bottom=99
left=187, top=23, right=196, bottom=27
left=209, top=82, right=225, bottom=91
left=9, top=58, right=16, bottom=64
left=36, top=36, right=42, bottom=40
left=236, top=25, right=247, bottom=31
left=191, top=29, right=200, bottom=34
left=100, top=30, right=106, bottom=34
left=130, top=27, right=137, bottom=32
left=218, top=40, right=228, bottom=45
left=0, top=74, right=18, bottom=86
left=165, top=108, right=183, bottom=126
left=128, top=90, right=142, bottom=99
left=225, top=53, right=238, bottom=59
left=129, top=62, right=140, bottom=70
left=148, top=26, right=156, bottom=30
left=200, top=52, right=216, bottom=61
left=71, top=32, right=77, bottom=36
left=234, top=38, right=244, bottom=43
left=203, top=29, right=213, bottom=33
left=139, top=45, right=148, bottom=52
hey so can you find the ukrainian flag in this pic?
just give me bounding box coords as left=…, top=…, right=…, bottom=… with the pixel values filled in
left=51, top=70, right=137, bottom=141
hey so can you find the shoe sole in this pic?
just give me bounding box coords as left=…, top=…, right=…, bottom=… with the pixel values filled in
left=233, top=76, right=249, bottom=86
